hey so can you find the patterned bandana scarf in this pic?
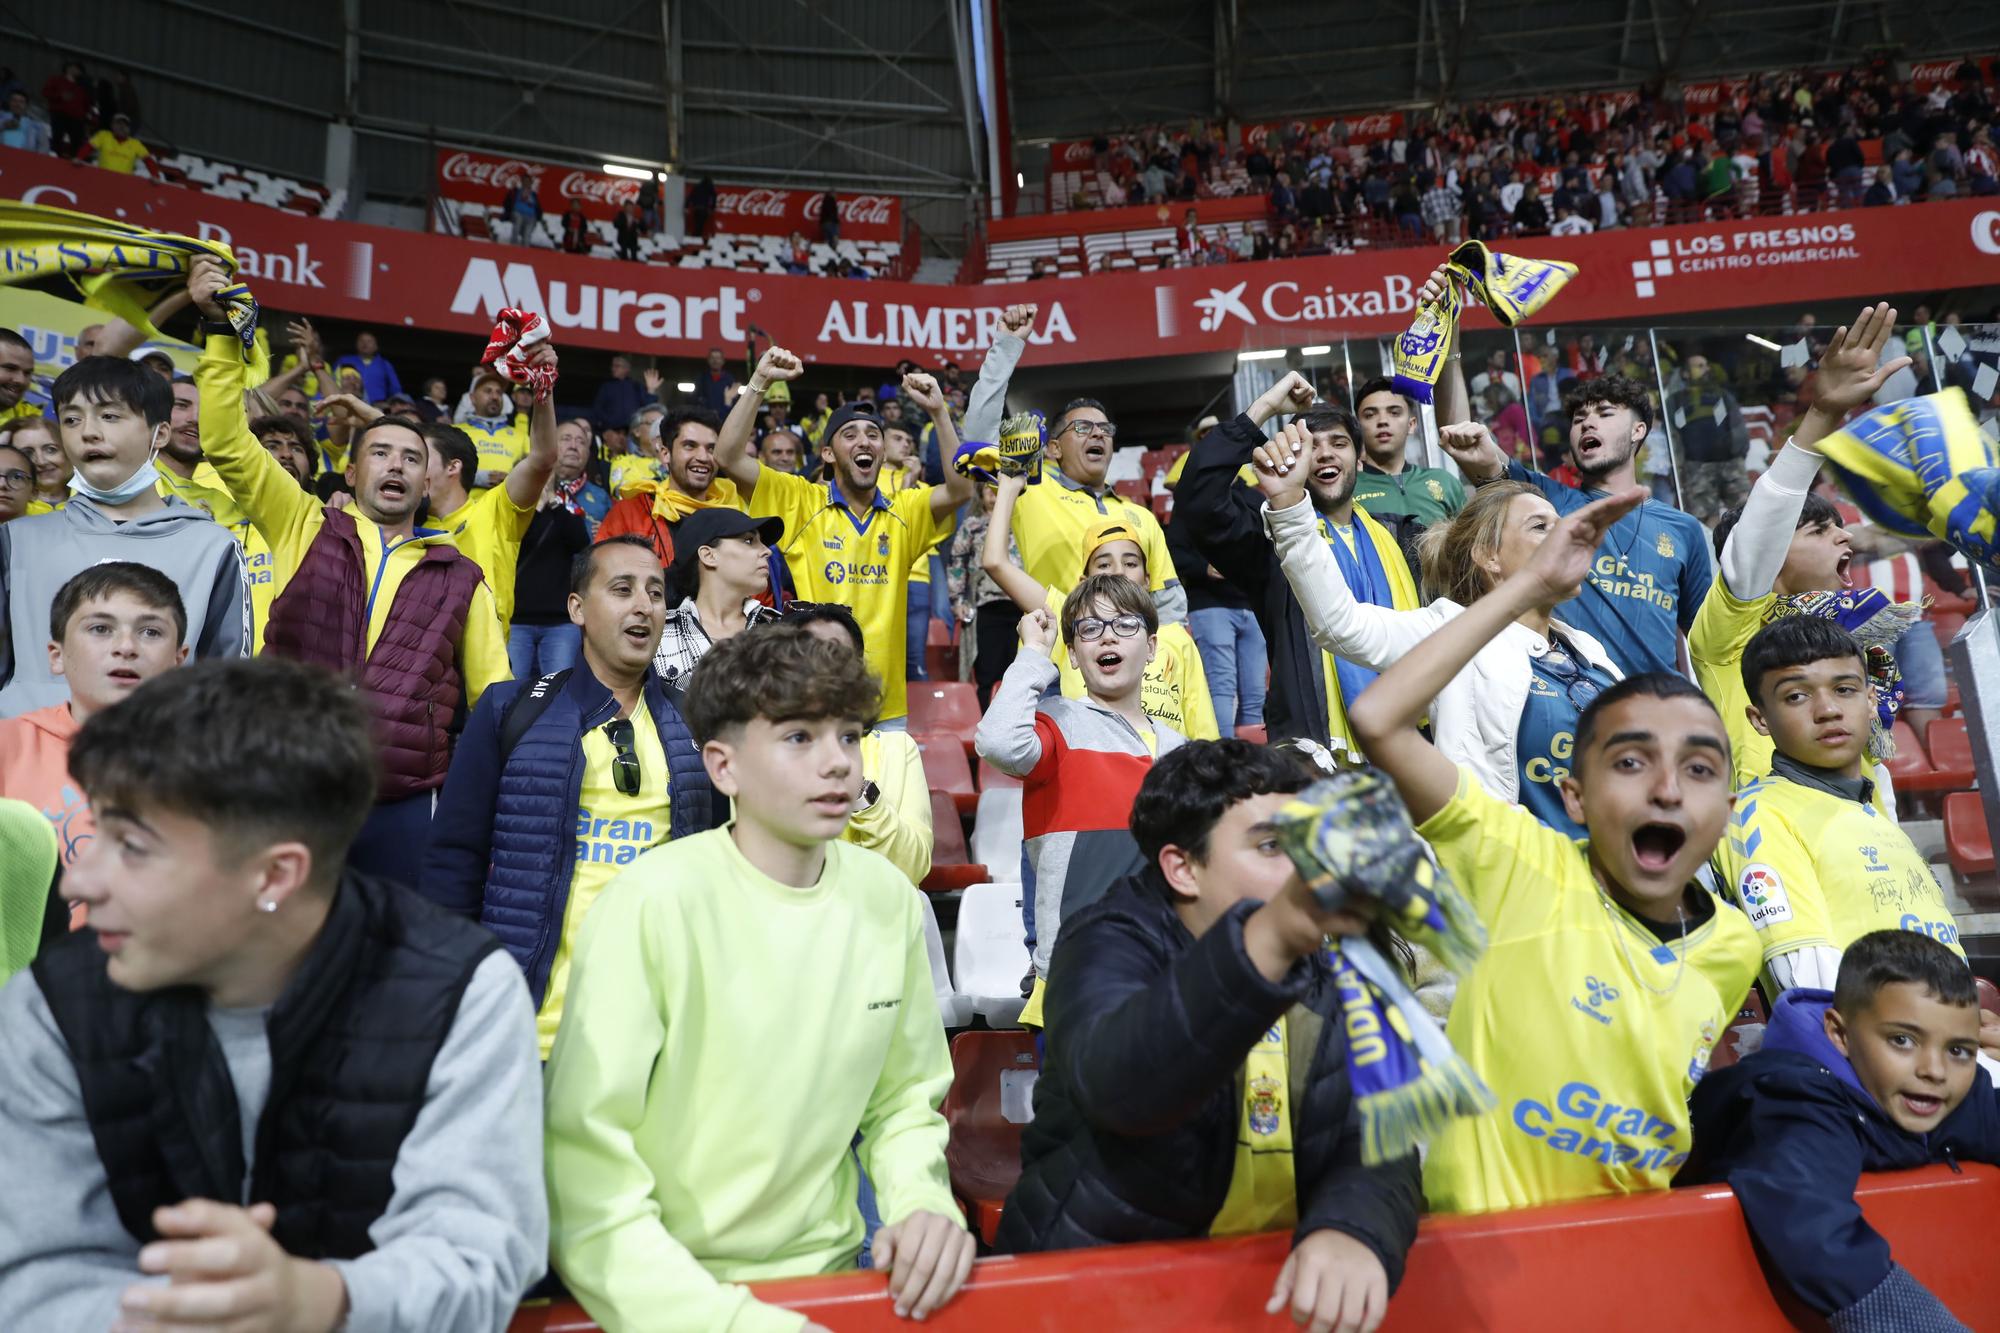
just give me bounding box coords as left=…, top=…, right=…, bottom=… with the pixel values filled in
left=957, top=410, right=1045, bottom=486
left=1272, top=768, right=1494, bottom=1164
left=1764, top=587, right=1922, bottom=762
left=0, top=199, right=264, bottom=375
left=1392, top=240, right=1578, bottom=403
left=480, top=307, right=558, bottom=403
left=1815, top=389, right=2000, bottom=569
left=553, top=475, right=591, bottom=518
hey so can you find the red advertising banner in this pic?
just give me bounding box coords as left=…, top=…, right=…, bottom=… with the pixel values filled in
left=1242, top=112, right=1406, bottom=152
left=432, top=147, right=902, bottom=241
left=6, top=148, right=1997, bottom=370
left=1911, top=55, right=1995, bottom=91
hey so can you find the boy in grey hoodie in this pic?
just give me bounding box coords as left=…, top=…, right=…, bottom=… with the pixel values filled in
left=0, top=357, right=248, bottom=715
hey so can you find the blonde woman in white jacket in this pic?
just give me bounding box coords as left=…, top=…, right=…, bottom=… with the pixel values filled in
left=1251, top=417, right=1622, bottom=837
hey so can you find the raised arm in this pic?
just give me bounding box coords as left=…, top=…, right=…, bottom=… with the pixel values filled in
left=973, top=609, right=1057, bottom=778
left=1347, top=484, right=1646, bottom=823
left=504, top=352, right=562, bottom=511
left=1434, top=419, right=1509, bottom=486
left=1721, top=303, right=1910, bottom=600
left=964, top=304, right=1036, bottom=446
left=901, top=371, right=974, bottom=518
left=980, top=473, right=1048, bottom=612
left=1253, top=422, right=1436, bottom=669
left=1420, top=263, right=1473, bottom=431
left=716, top=345, right=802, bottom=501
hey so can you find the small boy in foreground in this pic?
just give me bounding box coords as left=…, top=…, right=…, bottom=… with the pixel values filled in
left=544, top=622, right=972, bottom=1332
left=1681, top=930, right=1998, bottom=1333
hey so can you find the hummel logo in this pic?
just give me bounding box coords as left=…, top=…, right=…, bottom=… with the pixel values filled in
left=1195, top=282, right=1257, bottom=331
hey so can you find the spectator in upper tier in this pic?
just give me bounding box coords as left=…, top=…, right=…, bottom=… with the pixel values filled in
left=0, top=91, right=50, bottom=155
left=1510, top=180, right=1550, bottom=233
left=39, top=60, right=90, bottom=158
left=502, top=174, right=542, bottom=246
left=0, top=357, right=251, bottom=716
left=688, top=174, right=716, bottom=238
left=0, top=657, right=547, bottom=1330
left=612, top=202, right=643, bottom=262
left=693, top=346, right=735, bottom=417
left=334, top=330, right=404, bottom=405
left=1000, top=741, right=1419, bottom=1333
left=78, top=112, right=151, bottom=177
left=560, top=202, right=589, bottom=254
left=590, top=355, right=656, bottom=434
left=424, top=536, right=718, bottom=1059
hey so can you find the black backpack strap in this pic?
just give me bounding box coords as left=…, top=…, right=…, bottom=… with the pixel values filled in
left=498, top=669, right=571, bottom=762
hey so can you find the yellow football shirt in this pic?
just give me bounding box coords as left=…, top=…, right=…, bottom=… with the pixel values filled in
left=1718, top=773, right=1965, bottom=987
left=1045, top=588, right=1218, bottom=739
left=435, top=483, right=536, bottom=627
left=463, top=415, right=529, bottom=484
left=1010, top=472, right=1178, bottom=602
left=537, top=700, right=672, bottom=1057
left=1688, top=575, right=1775, bottom=790
left=1209, top=1015, right=1299, bottom=1237
left=88, top=130, right=150, bottom=174
left=1417, top=767, right=1761, bottom=1214
left=750, top=468, right=952, bottom=722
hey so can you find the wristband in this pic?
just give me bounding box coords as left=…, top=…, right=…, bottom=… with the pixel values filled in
left=198, top=318, right=238, bottom=339
left=747, top=377, right=771, bottom=395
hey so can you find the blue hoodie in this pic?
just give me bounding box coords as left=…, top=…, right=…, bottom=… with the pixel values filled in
left=1680, top=988, right=1999, bottom=1328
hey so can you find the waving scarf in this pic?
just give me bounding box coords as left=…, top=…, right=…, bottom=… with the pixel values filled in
left=956, top=409, right=1046, bottom=486
left=1321, top=507, right=1421, bottom=752
left=1391, top=241, right=1578, bottom=402
left=1815, top=389, right=2000, bottom=568
left=1764, top=587, right=1923, bottom=762
left=1273, top=768, right=1493, bottom=1164
left=0, top=200, right=265, bottom=379
left=479, top=307, right=558, bottom=403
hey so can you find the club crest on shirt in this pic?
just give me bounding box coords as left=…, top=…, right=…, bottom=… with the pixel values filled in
left=1689, top=1018, right=1719, bottom=1083
left=1426, top=479, right=1444, bottom=500
left=1656, top=531, right=1676, bottom=559
left=1738, top=863, right=1792, bottom=929
left=877, top=531, right=891, bottom=557
left=1248, top=1074, right=1283, bottom=1136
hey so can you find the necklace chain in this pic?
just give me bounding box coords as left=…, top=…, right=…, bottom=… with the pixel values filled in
left=1597, top=885, right=1689, bottom=998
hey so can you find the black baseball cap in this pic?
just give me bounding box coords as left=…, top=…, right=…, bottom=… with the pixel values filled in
left=671, top=508, right=784, bottom=575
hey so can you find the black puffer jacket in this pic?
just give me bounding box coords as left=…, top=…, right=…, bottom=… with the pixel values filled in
left=996, top=871, right=1422, bottom=1287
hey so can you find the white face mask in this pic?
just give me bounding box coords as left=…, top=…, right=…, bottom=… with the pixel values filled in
left=68, top=424, right=164, bottom=506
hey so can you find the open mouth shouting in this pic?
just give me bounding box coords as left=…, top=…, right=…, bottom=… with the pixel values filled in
left=1897, top=1091, right=1946, bottom=1123
left=1629, top=821, right=1687, bottom=876
left=1835, top=550, right=1854, bottom=589
left=621, top=618, right=654, bottom=649
left=377, top=475, right=410, bottom=502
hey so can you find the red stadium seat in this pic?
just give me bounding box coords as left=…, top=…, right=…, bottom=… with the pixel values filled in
left=1885, top=719, right=1933, bottom=789
left=1932, top=611, right=1966, bottom=651
left=1977, top=974, right=2000, bottom=1018
left=924, top=618, right=956, bottom=683
left=941, top=1030, right=1038, bottom=1247
left=1924, top=718, right=1976, bottom=793
left=906, top=683, right=981, bottom=753
left=916, top=732, right=978, bottom=816
left=920, top=790, right=987, bottom=892
left=1111, top=479, right=1150, bottom=505
left=1944, top=792, right=1995, bottom=878
left=976, top=758, right=1022, bottom=791
left=1234, top=723, right=1268, bottom=744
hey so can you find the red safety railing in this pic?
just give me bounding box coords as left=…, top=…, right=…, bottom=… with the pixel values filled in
left=510, top=1164, right=2000, bottom=1331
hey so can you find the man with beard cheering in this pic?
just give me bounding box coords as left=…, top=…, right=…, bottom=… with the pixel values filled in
left=717, top=346, right=975, bottom=728
left=186, top=257, right=509, bottom=881
left=1440, top=375, right=1712, bottom=677
left=1177, top=372, right=1421, bottom=756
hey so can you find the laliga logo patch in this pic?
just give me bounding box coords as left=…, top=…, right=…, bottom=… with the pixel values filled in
left=1738, top=863, right=1791, bottom=928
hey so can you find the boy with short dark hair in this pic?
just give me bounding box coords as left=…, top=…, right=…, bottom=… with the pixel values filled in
left=544, top=622, right=973, bottom=1331
left=1346, top=484, right=1761, bottom=1213
left=0, top=657, right=547, bottom=1329
left=976, top=572, right=1187, bottom=1024
left=1682, top=930, right=1999, bottom=1332
left=0, top=562, right=188, bottom=869
left=1002, top=739, right=1421, bottom=1333
left=0, top=356, right=250, bottom=713
left=1717, top=617, right=1965, bottom=994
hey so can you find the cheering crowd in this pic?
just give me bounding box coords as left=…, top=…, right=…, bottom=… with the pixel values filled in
left=0, top=232, right=1997, bottom=1333
left=1069, top=54, right=1998, bottom=255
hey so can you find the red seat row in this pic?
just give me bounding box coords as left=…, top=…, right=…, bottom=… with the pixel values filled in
left=1887, top=717, right=1979, bottom=795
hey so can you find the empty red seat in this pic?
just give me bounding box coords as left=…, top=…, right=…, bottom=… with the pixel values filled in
left=906, top=682, right=982, bottom=753
left=916, top=731, right=978, bottom=816
left=1112, top=479, right=1150, bottom=505
left=1886, top=719, right=1933, bottom=789
left=1944, top=791, right=1994, bottom=878
left=924, top=618, right=956, bottom=682
left=920, top=790, right=987, bottom=892
left=1932, top=612, right=1966, bottom=651
left=1925, top=718, right=1975, bottom=792
left=942, top=1030, right=1039, bottom=1247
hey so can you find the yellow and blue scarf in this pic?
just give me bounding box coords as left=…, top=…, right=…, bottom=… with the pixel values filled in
left=0, top=200, right=265, bottom=378
left=1273, top=768, right=1493, bottom=1164
left=1816, top=388, right=2000, bottom=568
left=1391, top=241, right=1578, bottom=403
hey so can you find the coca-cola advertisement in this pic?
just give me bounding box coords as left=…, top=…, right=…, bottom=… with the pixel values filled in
left=1240, top=111, right=1407, bottom=152
left=1911, top=55, right=1993, bottom=92
left=433, top=147, right=901, bottom=240
left=1045, top=140, right=1100, bottom=173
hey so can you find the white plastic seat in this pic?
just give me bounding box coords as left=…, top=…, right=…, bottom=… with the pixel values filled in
left=952, top=882, right=1030, bottom=1028
left=918, top=891, right=973, bottom=1028
left=968, top=788, right=1023, bottom=880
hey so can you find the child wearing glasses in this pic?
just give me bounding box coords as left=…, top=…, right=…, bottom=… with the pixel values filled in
left=983, top=469, right=1218, bottom=739
left=976, top=573, right=1187, bottom=1027
left=0, top=440, right=34, bottom=525
left=1253, top=420, right=1621, bottom=838
left=545, top=622, right=975, bottom=1330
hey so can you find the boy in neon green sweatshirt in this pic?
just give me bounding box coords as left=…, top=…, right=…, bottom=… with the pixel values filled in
left=544, top=622, right=973, bottom=1333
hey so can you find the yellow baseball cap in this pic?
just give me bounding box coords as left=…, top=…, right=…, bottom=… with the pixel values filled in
left=1081, top=516, right=1145, bottom=567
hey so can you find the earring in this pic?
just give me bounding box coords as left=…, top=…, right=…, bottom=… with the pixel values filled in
left=257, top=898, right=278, bottom=914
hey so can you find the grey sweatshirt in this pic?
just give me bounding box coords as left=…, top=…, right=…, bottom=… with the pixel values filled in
left=0, top=493, right=251, bottom=716
left=0, top=951, right=548, bottom=1331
